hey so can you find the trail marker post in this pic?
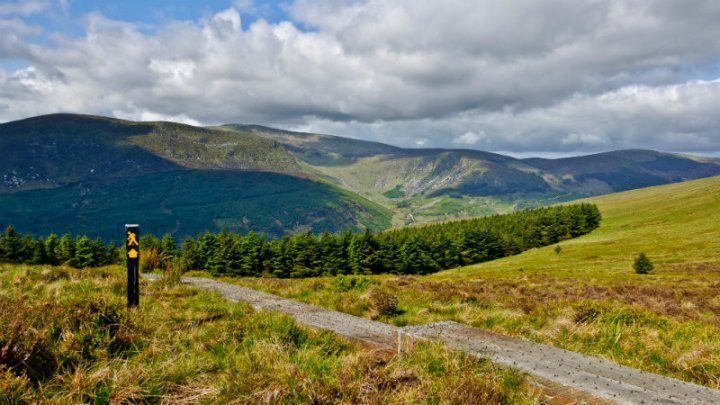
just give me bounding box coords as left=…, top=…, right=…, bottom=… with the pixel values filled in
left=125, top=224, right=140, bottom=308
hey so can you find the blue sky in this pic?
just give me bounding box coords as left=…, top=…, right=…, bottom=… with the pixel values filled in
left=1, top=0, right=720, bottom=156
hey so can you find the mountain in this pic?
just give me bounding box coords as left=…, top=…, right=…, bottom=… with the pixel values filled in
left=523, top=150, right=720, bottom=195
left=2, top=113, right=719, bottom=239
left=0, top=114, right=301, bottom=192
left=220, top=125, right=720, bottom=225
left=0, top=114, right=391, bottom=240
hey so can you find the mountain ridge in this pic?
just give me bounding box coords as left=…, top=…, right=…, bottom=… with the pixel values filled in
left=219, top=123, right=720, bottom=224
left=3, top=113, right=720, bottom=236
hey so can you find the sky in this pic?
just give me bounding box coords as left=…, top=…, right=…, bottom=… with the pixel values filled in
left=1, top=0, right=720, bottom=156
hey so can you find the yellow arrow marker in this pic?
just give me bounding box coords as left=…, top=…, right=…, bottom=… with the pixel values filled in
left=127, top=248, right=139, bottom=259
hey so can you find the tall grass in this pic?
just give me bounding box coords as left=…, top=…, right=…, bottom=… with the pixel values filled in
left=0, top=264, right=535, bottom=403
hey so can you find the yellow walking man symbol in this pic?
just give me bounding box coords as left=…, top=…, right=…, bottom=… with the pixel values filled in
left=127, top=231, right=138, bottom=247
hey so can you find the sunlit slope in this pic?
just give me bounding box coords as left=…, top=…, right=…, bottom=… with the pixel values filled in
left=436, top=175, right=720, bottom=280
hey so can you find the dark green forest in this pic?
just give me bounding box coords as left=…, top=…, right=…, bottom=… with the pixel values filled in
left=0, top=203, right=601, bottom=277
left=0, top=226, right=119, bottom=268
left=180, top=203, right=600, bottom=277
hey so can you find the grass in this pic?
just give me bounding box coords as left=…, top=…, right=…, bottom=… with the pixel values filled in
left=226, top=175, right=720, bottom=389
left=0, top=263, right=534, bottom=403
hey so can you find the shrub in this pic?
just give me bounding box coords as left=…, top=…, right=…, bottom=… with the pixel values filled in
left=140, top=248, right=161, bottom=272
left=369, top=288, right=398, bottom=316
left=331, top=276, right=373, bottom=292
left=633, top=252, right=654, bottom=274
left=0, top=366, right=32, bottom=403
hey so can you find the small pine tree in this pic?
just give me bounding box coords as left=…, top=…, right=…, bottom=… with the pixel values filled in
left=633, top=252, right=654, bottom=274
left=0, top=225, right=21, bottom=263
left=554, top=245, right=562, bottom=255
left=44, top=233, right=59, bottom=265
left=55, top=234, right=75, bottom=265
left=160, top=234, right=178, bottom=267
left=74, top=236, right=97, bottom=268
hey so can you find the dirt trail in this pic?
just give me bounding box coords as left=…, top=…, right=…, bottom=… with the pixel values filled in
left=147, top=275, right=720, bottom=404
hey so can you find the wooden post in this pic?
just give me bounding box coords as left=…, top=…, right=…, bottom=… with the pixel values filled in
left=125, top=224, right=140, bottom=308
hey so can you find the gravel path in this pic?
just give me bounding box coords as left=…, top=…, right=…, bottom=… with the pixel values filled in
left=144, top=274, right=720, bottom=404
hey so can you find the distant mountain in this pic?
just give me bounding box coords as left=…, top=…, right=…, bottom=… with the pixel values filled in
left=3, top=113, right=719, bottom=238
left=224, top=125, right=720, bottom=225
left=523, top=150, right=720, bottom=194
left=0, top=114, right=390, bottom=239
left=0, top=114, right=300, bottom=192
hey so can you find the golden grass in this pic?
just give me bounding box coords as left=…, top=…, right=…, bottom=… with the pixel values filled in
left=228, top=176, right=720, bottom=388
left=0, top=264, right=535, bottom=403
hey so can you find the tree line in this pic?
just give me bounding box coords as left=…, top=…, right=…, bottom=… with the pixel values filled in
left=0, top=226, right=119, bottom=268
left=179, top=203, right=601, bottom=277
left=0, top=203, right=601, bottom=277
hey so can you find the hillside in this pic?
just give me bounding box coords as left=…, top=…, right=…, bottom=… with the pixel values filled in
left=3, top=113, right=720, bottom=238
left=440, top=173, right=720, bottom=279
left=222, top=125, right=720, bottom=225
left=0, top=114, right=301, bottom=193
left=229, top=175, right=720, bottom=389
left=0, top=114, right=391, bottom=239
left=0, top=170, right=391, bottom=241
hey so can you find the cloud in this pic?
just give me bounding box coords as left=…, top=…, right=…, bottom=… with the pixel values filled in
left=453, top=131, right=487, bottom=145
left=0, top=1, right=720, bottom=155
left=0, top=0, right=50, bottom=16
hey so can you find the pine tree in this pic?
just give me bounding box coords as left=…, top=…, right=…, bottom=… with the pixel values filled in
left=44, top=233, right=59, bottom=265
left=140, top=234, right=160, bottom=251
left=160, top=234, right=178, bottom=267
left=180, top=237, right=198, bottom=271
left=55, top=234, right=75, bottom=265
left=74, top=236, right=97, bottom=268
left=0, top=225, right=21, bottom=263
left=633, top=252, right=654, bottom=274
left=31, top=240, right=47, bottom=264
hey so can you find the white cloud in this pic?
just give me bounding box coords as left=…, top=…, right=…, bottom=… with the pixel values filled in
left=453, top=131, right=487, bottom=145
left=1, top=1, right=720, bottom=155
left=135, top=111, right=202, bottom=126
left=0, top=0, right=49, bottom=16
left=561, top=133, right=609, bottom=146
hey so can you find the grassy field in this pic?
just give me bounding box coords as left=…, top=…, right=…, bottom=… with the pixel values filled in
left=0, top=264, right=534, bottom=403
left=228, top=175, right=720, bottom=389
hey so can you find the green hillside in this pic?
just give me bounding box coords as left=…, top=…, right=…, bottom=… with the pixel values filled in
left=0, top=170, right=391, bottom=241
left=0, top=114, right=179, bottom=192
left=0, top=114, right=391, bottom=238
left=217, top=124, right=401, bottom=166
left=130, top=121, right=300, bottom=172
left=440, top=174, right=720, bottom=279
left=0, top=114, right=301, bottom=193
left=3, top=113, right=720, bottom=239
left=228, top=176, right=720, bottom=388
left=227, top=125, right=720, bottom=226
